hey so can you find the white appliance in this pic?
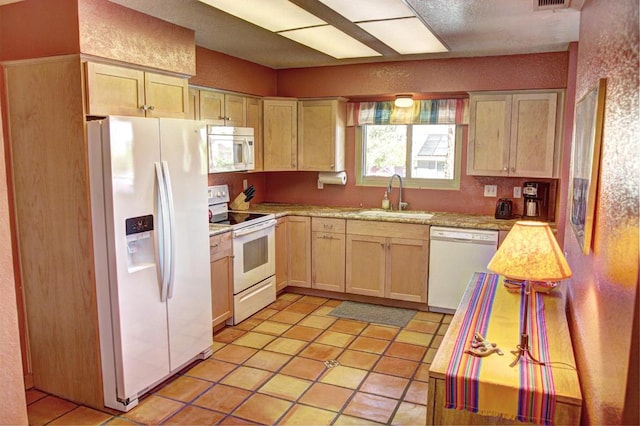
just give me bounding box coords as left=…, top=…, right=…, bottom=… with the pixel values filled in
left=208, top=185, right=276, bottom=324
left=87, top=116, right=212, bottom=412
left=428, top=227, right=498, bottom=313
left=207, top=126, right=255, bottom=173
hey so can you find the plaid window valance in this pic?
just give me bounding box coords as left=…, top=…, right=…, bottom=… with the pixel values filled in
left=347, top=98, right=469, bottom=126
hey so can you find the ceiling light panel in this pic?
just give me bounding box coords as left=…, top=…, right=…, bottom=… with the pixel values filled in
left=280, top=26, right=382, bottom=59
left=358, top=17, right=448, bottom=54
left=199, top=0, right=325, bottom=32
left=318, top=0, right=414, bottom=22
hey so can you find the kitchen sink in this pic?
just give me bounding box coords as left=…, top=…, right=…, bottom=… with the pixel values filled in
left=358, top=210, right=434, bottom=220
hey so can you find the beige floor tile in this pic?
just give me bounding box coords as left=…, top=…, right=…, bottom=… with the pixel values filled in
left=218, top=415, right=259, bottom=425
left=185, top=358, right=236, bottom=382
left=423, top=347, right=438, bottom=363
left=250, top=320, right=292, bottom=336
left=324, top=299, right=343, bottom=307
left=25, top=389, right=47, bottom=405
left=390, top=401, right=427, bottom=425
left=337, top=349, right=380, bottom=370
left=384, top=341, right=427, bottom=361
left=163, top=405, right=225, bottom=425
left=122, top=395, right=184, bottom=425
left=192, top=384, right=251, bottom=414
left=373, top=356, right=419, bottom=378
left=298, top=315, right=336, bottom=329
left=329, top=318, right=368, bottom=335
left=395, top=330, right=433, bottom=347
left=258, top=373, right=312, bottom=401
left=104, top=416, right=139, bottom=425
left=220, top=366, right=273, bottom=391
left=27, top=395, right=77, bottom=426
left=232, top=331, right=277, bottom=349
left=348, top=336, right=390, bottom=354
left=414, top=363, right=431, bottom=382
left=212, top=344, right=258, bottom=364
left=234, top=318, right=262, bottom=331
left=278, top=293, right=303, bottom=302
left=431, top=334, right=444, bottom=348
left=316, top=330, right=356, bottom=347
left=269, top=310, right=307, bottom=324
left=49, top=406, right=112, bottom=425
left=282, top=324, right=324, bottom=341
left=278, top=404, right=337, bottom=425
left=333, top=414, right=383, bottom=425
left=244, top=350, right=292, bottom=371
left=404, top=380, right=429, bottom=405
left=443, top=314, right=454, bottom=324
left=298, top=342, right=344, bottom=361
left=404, top=319, right=439, bottom=334
left=361, top=324, right=400, bottom=340
left=299, top=295, right=328, bottom=305
left=214, top=327, right=246, bottom=343
left=270, top=298, right=294, bottom=310
left=285, top=302, right=320, bottom=314
left=232, top=393, right=293, bottom=424
left=155, top=376, right=211, bottom=402
left=319, top=365, right=367, bottom=389
left=251, top=308, right=278, bottom=320
left=360, top=372, right=409, bottom=399
left=413, top=311, right=444, bottom=322
left=299, top=382, right=354, bottom=412
left=263, top=337, right=308, bottom=355
left=437, top=323, right=450, bottom=335
left=280, top=356, right=326, bottom=380
left=312, top=306, right=335, bottom=316
left=343, top=392, right=399, bottom=424
left=211, top=341, right=226, bottom=353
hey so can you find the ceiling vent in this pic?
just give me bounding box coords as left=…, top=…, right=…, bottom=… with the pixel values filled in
left=533, top=0, right=569, bottom=11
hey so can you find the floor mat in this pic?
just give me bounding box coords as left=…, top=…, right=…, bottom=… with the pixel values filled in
left=328, top=301, right=417, bottom=328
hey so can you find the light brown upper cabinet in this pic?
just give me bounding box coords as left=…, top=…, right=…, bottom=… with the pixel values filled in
left=85, top=62, right=189, bottom=118
left=467, top=90, right=564, bottom=178
left=198, top=90, right=246, bottom=127
left=297, top=98, right=347, bottom=172
left=263, top=98, right=298, bottom=171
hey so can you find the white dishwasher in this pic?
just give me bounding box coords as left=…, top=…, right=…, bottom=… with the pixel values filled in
left=428, top=226, right=499, bottom=313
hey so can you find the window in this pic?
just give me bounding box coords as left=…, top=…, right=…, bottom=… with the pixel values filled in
left=357, top=124, right=461, bottom=190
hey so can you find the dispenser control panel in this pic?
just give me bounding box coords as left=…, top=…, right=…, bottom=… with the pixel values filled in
left=125, top=215, right=154, bottom=235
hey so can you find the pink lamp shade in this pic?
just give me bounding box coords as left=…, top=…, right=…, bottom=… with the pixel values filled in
left=487, top=221, right=572, bottom=282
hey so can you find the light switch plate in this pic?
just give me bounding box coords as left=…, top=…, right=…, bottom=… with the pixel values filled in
left=513, top=186, right=522, bottom=198
left=484, top=185, right=497, bottom=197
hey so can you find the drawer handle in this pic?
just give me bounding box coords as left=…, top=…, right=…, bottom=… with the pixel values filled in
left=210, top=243, right=219, bottom=248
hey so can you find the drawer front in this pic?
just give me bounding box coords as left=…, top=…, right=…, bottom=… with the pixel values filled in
left=312, top=217, right=346, bottom=233
left=347, top=219, right=429, bottom=240
left=210, top=231, right=232, bottom=261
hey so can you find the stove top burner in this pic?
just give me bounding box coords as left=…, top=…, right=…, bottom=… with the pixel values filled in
left=213, top=211, right=273, bottom=228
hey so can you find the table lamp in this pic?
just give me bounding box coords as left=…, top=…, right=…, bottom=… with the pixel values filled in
left=487, top=221, right=572, bottom=367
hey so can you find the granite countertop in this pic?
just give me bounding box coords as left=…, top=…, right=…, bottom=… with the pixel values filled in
left=208, top=203, right=531, bottom=235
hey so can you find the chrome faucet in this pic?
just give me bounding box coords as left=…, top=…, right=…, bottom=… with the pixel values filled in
left=387, top=174, right=408, bottom=211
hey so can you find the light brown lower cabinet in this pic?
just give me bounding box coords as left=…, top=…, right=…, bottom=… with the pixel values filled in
left=287, top=216, right=311, bottom=288
left=311, top=218, right=346, bottom=292
left=346, top=220, right=429, bottom=303
left=210, top=232, right=233, bottom=327
left=275, top=217, right=289, bottom=292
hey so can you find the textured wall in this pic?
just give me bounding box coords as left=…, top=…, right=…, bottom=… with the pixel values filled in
left=563, top=0, right=639, bottom=424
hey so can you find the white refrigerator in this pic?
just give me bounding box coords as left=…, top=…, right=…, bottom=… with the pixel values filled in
left=87, top=116, right=212, bottom=411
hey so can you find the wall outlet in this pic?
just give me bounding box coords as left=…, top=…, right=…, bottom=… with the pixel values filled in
left=243, top=179, right=248, bottom=190
left=513, top=186, right=522, bottom=198
left=317, top=180, right=324, bottom=189
left=484, top=185, right=497, bottom=197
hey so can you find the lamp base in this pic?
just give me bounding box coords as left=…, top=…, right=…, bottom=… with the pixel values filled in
left=510, top=340, right=546, bottom=367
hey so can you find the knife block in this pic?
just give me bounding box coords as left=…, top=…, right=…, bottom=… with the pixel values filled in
left=229, top=192, right=249, bottom=211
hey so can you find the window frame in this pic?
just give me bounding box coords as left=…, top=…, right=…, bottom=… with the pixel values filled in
left=355, top=124, right=462, bottom=190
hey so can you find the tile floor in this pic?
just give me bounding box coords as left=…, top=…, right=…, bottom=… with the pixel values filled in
left=26, top=293, right=453, bottom=425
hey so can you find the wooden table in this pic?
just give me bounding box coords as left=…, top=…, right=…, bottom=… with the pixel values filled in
left=427, top=273, right=582, bottom=425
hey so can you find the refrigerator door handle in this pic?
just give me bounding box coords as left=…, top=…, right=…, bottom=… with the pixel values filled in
left=161, top=161, right=177, bottom=299
left=155, top=162, right=171, bottom=302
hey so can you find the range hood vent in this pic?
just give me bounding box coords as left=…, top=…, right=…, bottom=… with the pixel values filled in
left=533, top=0, right=569, bottom=11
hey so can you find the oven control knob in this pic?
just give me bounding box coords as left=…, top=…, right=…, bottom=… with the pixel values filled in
left=216, top=192, right=221, bottom=197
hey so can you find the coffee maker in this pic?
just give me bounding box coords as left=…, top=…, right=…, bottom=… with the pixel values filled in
left=522, top=182, right=550, bottom=221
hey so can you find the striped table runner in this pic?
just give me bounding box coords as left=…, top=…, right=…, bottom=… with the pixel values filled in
left=445, top=273, right=556, bottom=425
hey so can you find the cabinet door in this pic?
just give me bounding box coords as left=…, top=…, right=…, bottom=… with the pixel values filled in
left=144, top=72, right=189, bottom=119
left=287, top=216, right=311, bottom=288
left=467, top=94, right=511, bottom=176
left=85, top=62, right=145, bottom=117
left=275, top=217, right=288, bottom=292
left=312, top=232, right=346, bottom=292
left=246, top=97, right=263, bottom=172
left=263, top=99, right=298, bottom=171
left=188, top=88, right=199, bottom=120
left=199, top=90, right=225, bottom=124
left=386, top=238, right=428, bottom=303
left=298, top=99, right=346, bottom=172
left=210, top=256, right=232, bottom=327
left=346, top=234, right=386, bottom=298
left=509, top=93, right=557, bottom=177
left=225, top=94, right=246, bottom=127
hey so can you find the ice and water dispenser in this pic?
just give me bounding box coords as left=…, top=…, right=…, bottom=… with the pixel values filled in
left=125, top=214, right=156, bottom=271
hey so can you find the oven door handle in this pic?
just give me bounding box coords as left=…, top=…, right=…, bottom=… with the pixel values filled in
left=233, top=219, right=277, bottom=238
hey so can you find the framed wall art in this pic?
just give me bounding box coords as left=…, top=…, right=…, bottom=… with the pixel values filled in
left=569, top=78, right=606, bottom=255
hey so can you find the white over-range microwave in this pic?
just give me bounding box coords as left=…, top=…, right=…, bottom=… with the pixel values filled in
left=207, top=125, right=255, bottom=173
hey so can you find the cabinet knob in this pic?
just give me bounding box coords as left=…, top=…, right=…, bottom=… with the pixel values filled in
left=502, top=166, right=508, bottom=171
left=511, top=167, right=516, bottom=172
left=148, top=105, right=155, bottom=111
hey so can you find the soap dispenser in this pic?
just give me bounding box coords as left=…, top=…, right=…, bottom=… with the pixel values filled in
left=382, top=191, right=390, bottom=210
